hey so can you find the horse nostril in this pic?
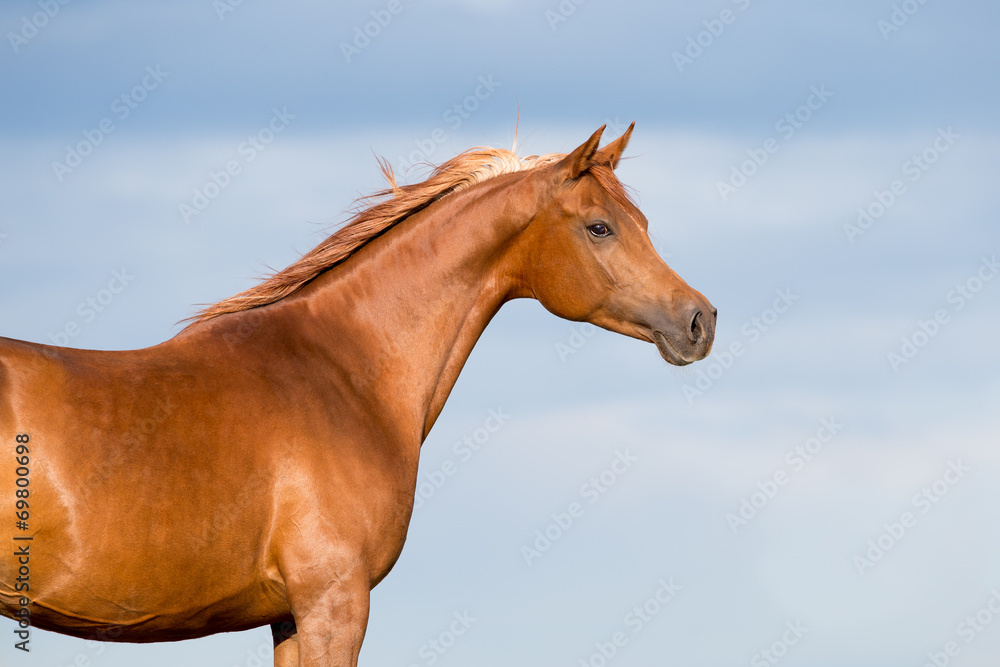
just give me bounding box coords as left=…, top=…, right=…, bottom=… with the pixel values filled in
left=687, top=305, right=715, bottom=346
left=690, top=309, right=703, bottom=340
left=711, top=307, right=718, bottom=320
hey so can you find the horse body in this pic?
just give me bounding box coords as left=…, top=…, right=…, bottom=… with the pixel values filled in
left=0, top=335, right=284, bottom=639
left=0, top=126, right=716, bottom=665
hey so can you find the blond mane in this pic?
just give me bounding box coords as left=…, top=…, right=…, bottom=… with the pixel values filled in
left=190, top=144, right=629, bottom=324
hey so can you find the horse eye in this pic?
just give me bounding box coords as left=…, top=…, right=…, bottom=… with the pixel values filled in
left=587, top=223, right=611, bottom=238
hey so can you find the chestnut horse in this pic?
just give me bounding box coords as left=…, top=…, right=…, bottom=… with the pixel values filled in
left=0, top=125, right=715, bottom=665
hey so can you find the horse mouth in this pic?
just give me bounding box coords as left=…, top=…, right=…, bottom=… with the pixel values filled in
left=652, top=331, right=694, bottom=367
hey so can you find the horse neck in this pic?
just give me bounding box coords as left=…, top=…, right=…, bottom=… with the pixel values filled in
left=288, top=173, right=536, bottom=442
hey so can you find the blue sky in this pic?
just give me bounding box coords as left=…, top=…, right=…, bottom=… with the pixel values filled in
left=2, top=1, right=1000, bottom=666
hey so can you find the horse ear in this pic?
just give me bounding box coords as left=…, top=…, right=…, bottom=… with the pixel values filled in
left=594, top=122, right=635, bottom=169
left=553, top=125, right=606, bottom=181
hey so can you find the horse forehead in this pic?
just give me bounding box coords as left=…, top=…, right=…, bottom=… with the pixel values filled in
left=550, top=174, right=647, bottom=231
left=565, top=179, right=624, bottom=209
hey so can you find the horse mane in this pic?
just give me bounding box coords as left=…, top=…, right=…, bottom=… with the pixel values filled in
left=188, top=144, right=632, bottom=324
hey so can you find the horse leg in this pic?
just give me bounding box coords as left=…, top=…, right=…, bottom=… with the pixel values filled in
left=288, top=574, right=370, bottom=667
left=272, top=621, right=299, bottom=667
